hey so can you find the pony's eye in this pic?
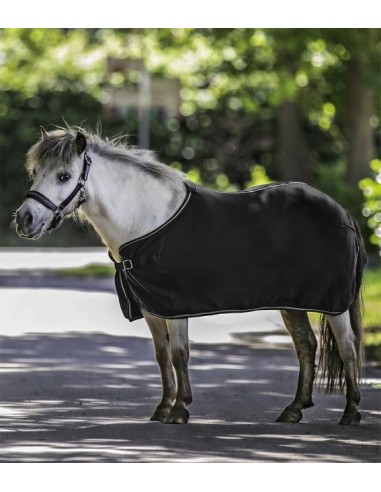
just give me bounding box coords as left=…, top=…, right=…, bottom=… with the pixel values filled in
left=58, top=172, right=71, bottom=183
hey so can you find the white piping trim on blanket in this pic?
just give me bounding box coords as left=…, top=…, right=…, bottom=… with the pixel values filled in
left=118, top=270, right=132, bottom=320
left=141, top=304, right=345, bottom=320
left=119, top=184, right=193, bottom=252
left=116, top=179, right=352, bottom=321
left=119, top=181, right=292, bottom=253
left=196, top=181, right=295, bottom=195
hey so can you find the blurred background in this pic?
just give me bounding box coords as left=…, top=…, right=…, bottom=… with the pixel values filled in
left=0, top=28, right=380, bottom=355
left=0, top=28, right=380, bottom=252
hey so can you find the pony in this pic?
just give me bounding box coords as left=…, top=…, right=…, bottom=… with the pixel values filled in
left=15, top=126, right=366, bottom=425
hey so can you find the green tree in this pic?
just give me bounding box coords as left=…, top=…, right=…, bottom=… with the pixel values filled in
left=1, top=28, right=380, bottom=249
left=359, top=159, right=381, bottom=254
left=0, top=29, right=108, bottom=246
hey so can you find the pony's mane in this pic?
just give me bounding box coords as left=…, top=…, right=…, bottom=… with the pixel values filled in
left=26, top=126, right=184, bottom=184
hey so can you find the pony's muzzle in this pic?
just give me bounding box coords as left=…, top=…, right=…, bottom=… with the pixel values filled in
left=15, top=203, right=46, bottom=239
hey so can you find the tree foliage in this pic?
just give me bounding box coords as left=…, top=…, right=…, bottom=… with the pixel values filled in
left=0, top=28, right=380, bottom=249
left=360, top=160, right=381, bottom=254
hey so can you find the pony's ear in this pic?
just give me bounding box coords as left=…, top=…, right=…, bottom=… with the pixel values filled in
left=75, top=131, right=87, bottom=155
left=40, top=126, right=48, bottom=139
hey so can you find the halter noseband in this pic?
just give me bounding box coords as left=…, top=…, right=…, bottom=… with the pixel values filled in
left=25, top=151, right=92, bottom=231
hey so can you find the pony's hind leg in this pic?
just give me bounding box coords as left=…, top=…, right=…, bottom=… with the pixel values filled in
left=276, top=310, right=317, bottom=423
left=325, top=311, right=361, bottom=425
left=143, top=312, right=177, bottom=422
left=164, top=318, right=192, bottom=424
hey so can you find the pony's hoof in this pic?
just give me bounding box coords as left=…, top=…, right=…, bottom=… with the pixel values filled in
left=163, top=407, right=189, bottom=424
left=276, top=408, right=302, bottom=423
left=339, top=411, right=361, bottom=425
left=150, top=404, right=172, bottom=422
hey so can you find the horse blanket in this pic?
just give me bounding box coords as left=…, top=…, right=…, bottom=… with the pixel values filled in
left=111, top=181, right=363, bottom=322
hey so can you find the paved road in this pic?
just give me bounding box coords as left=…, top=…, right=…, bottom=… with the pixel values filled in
left=0, top=332, right=380, bottom=463
left=0, top=249, right=380, bottom=462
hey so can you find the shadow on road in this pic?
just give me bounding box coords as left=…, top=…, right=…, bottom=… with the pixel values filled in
left=0, top=332, right=380, bottom=462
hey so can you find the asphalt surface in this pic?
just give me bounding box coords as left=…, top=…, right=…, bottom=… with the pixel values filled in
left=0, top=273, right=380, bottom=463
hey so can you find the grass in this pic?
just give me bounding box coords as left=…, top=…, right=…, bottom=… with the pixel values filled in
left=363, top=266, right=381, bottom=329
left=362, top=266, right=381, bottom=361
left=56, top=264, right=115, bottom=278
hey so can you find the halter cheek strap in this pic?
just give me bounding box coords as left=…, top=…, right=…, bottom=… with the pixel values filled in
left=25, top=151, right=92, bottom=230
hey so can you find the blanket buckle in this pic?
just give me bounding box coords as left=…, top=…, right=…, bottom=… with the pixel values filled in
left=122, top=259, right=134, bottom=270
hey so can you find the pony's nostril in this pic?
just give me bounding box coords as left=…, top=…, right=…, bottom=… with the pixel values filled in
left=24, top=211, right=34, bottom=228
left=16, top=208, right=35, bottom=233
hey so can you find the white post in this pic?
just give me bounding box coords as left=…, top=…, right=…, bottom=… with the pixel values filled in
left=138, top=64, right=151, bottom=149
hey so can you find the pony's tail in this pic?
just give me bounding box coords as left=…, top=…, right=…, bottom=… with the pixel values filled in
left=317, top=220, right=367, bottom=393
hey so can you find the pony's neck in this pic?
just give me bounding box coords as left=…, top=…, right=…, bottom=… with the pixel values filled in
left=81, top=153, right=186, bottom=261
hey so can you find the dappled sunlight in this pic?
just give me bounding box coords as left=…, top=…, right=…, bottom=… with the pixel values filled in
left=1, top=331, right=379, bottom=462
left=192, top=363, right=247, bottom=371
left=225, top=379, right=269, bottom=384
left=1, top=416, right=379, bottom=462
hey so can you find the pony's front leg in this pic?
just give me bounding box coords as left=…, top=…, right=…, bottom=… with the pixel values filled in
left=276, top=310, right=317, bottom=423
left=143, top=311, right=177, bottom=422
left=164, top=318, right=192, bottom=424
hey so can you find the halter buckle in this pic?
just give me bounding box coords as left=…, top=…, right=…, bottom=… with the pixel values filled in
left=78, top=188, right=86, bottom=205
left=48, top=209, right=63, bottom=231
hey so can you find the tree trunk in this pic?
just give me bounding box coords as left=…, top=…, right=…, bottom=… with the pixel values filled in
left=277, top=101, right=311, bottom=183
left=346, top=59, right=374, bottom=187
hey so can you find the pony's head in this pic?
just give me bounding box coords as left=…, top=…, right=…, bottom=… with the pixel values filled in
left=15, top=125, right=184, bottom=241
left=15, top=127, right=89, bottom=239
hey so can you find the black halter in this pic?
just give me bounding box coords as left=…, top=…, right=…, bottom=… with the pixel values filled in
left=25, top=151, right=92, bottom=230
